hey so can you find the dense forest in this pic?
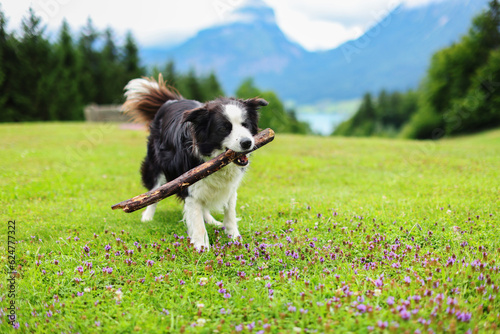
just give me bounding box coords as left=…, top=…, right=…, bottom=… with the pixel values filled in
left=0, top=7, right=309, bottom=133
left=333, top=90, right=419, bottom=137
left=0, top=9, right=143, bottom=122
left=334, top=0, right=500, bottom=139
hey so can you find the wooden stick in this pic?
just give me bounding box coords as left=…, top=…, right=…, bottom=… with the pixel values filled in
left=111, top=128, right=275, bottom=213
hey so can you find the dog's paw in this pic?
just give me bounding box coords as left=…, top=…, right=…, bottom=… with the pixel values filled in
left=191, top=240, right=210, bottom=251
left=141, top=205, right=156, bottom=222
left=225, top=228, right=242, bottom=241
left=190, top=234, right=210, bottom=251
left=204, top=213, right=223, bottom=227
left=205, top=218, right=223, bottom=227
left=141, top=214, right=153, bottom=222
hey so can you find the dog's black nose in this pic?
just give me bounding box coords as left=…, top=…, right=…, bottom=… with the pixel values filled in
left=240, top=138, right=252, bottom=150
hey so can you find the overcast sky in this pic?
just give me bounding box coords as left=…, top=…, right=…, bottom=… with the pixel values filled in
left=1, top=0, right=442, bottom=51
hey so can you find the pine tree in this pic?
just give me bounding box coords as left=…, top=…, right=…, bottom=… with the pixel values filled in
left=235, top=78, right=261, bottom=98
left=0, top=6, right=8, bottom=120
left=403, top=0, right=500, bottom=138
left=202, top=72, right=224, bottom=100
left=473, top=0, right=500, bottom=50
left=96, top=27, right=122, bottom=104
left=235, top=78, right=293, bottom=133
left=164, top=61, right=177, bottom=85
left=376, top=90, right=390, bottom=127
left=0, top=7, right=5, bottom=85
left=78, top=18, right=100, bottom=105
left=398, top=90, right=418, bottom=129
left=0, top=6, right=22, bottom=122
left=353, top=93, right=376, bottom=136
left=122, top=31, right=143, bottom=84
left=16, top=8, right=56, bottom=120
left=183, top=69, right=204, bottom=101
left=52, top=20, right=84, bottom=120
left=333, top=93, right=376, bottom=136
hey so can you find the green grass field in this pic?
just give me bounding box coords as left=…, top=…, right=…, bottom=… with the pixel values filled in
left=1, top=123, right=499, bottom=333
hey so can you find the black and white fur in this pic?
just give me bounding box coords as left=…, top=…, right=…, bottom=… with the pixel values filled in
left=123, top=75, right=268, bottom=250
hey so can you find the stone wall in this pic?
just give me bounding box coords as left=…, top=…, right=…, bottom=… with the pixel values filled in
left=84, top=105, right=133, bottom=122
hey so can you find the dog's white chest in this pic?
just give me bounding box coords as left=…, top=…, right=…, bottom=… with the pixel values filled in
left=189, top=164, right=245, bottom=210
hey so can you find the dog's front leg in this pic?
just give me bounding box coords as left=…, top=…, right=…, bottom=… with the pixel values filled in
left=184, top=197, right=210, bottom=250
left=223, top=191, right=241, bottom=240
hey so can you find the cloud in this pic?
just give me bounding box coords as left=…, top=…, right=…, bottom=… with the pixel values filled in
left=266, top=3, right=365, bottom=51
left=267, top=0, right=400, bottom=27
left=403, top=0, right=445, bottom=8
left=265, top=0, right=444, bottom=50
left=1, top=0, right=227, bottom=46
left=1, top=0, right=444, bottom=50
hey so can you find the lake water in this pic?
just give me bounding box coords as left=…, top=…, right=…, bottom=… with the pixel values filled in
left=296, top=112, right=350, bottom=135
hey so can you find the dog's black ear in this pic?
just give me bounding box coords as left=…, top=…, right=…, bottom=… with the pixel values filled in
left=241, top=98, right=265, bottom=135
left=183, top=107, right=208, bottom=124
left=243, top=98, right=269, bottom=109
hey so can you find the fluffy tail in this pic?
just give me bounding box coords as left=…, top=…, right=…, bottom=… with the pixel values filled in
left=122, top=74, right=182, bottom=125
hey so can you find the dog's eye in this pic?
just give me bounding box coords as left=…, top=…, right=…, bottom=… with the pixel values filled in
left=223, top=121, right=232, bottom=132
left=242, top=121, right=250, bottom=129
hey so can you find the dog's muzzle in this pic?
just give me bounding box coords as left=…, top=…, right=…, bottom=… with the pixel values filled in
left=234, top=154, right=249, bottom=167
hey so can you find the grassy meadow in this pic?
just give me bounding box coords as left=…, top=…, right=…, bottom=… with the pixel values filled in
left=1, top=122, right=499, bottom=333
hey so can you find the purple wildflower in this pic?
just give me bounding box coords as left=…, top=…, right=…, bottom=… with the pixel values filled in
left=400, top=310, right=411, bottom=320
left=377, top=321, right=388, bottom=329
left=357, top=304, right=367, bottom=313
left=456, top=312, right=472, bottom=322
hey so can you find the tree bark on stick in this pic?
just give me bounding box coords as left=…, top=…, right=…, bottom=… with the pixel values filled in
left=111, top=128, right=275, bottom=213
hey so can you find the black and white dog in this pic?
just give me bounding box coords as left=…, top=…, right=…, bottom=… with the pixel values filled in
left=123, top=75, right=268, bottom=250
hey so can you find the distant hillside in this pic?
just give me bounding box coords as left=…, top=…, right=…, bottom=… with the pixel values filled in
left=141, top=2, right=306, bottom=95
left=140, top=0, right=490, bottom=104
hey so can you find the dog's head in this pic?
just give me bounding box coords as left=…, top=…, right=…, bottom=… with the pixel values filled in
left=183, top=97, right=268, bottom=165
